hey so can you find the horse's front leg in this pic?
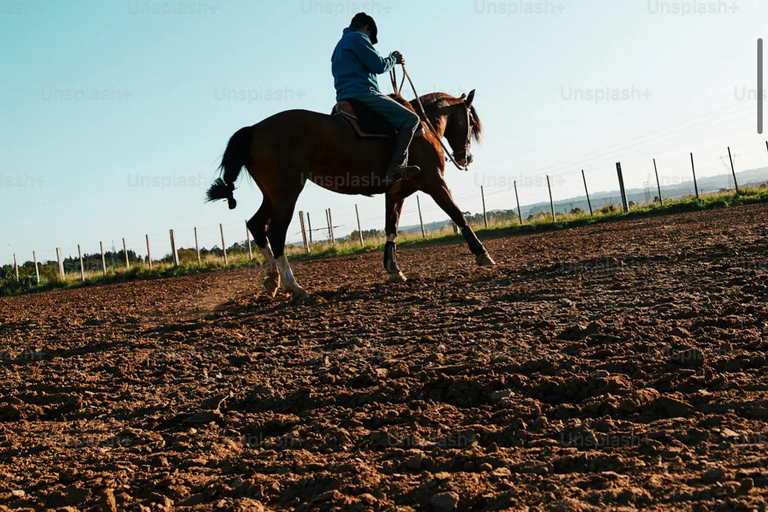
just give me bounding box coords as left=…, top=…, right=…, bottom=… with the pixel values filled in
left=384, top=193, right=407, bottom=283
left=426, top=182, right=496, bottom=267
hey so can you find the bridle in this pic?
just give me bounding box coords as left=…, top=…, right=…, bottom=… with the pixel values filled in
left=451, top=102, right=475, bottom=168
left=391, top=64, right=472, bottom=171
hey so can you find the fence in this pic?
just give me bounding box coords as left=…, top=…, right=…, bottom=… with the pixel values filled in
left=2, top=140, right=768, bottom=289
left=288, top=141, right=763, bottom=252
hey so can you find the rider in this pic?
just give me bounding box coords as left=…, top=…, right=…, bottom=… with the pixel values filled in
left=331, top=13, right=421, bottom=188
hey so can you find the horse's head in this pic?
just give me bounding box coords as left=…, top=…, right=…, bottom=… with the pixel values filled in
left=445, top=90, right=481, bottom=168
left=413, top=91, right=483, bottom=169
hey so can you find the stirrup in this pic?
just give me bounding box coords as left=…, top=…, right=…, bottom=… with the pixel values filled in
left=386, top=164, right=420, bottom=185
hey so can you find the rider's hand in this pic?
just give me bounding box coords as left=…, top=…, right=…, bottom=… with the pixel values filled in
left=393, top=51, right=405, bottom=65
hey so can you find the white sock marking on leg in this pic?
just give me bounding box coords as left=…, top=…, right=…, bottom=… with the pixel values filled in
left=260, top=243, right=278, bottom=276
left=276, top=255, right=298, bottom=292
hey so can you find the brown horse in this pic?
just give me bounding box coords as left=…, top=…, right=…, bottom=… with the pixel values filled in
left=207, top=90, right=495, bottom=304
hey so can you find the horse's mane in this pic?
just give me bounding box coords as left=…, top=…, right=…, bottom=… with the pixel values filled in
left=410, top=92, right=483, bottom=142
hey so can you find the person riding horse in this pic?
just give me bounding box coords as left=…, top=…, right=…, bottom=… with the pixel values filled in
left=331, top=13, right=421, bottom=188
left=207, top=19, right=493, bottom=304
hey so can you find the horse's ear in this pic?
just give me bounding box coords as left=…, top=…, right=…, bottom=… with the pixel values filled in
left=459, top=93, right=466, bottom=100
left=465, top=89, right=476, bottom=106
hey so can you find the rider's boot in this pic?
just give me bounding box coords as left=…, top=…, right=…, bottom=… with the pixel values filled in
left=384, top=128, right=421, bottom=189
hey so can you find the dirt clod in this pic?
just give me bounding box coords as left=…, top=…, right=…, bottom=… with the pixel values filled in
left=430, top=491, right=460, bottom=511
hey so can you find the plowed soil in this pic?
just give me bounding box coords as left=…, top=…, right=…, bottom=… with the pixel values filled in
left=1, top=204, right=767, bottom=512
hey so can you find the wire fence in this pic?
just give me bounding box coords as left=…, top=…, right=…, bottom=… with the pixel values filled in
left=2, top=128, right=767, bottom=292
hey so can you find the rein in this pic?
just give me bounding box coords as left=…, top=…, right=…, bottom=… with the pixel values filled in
left=389, top=67, right=406, bottom=97
left=390, top=65, right=469, bottom=172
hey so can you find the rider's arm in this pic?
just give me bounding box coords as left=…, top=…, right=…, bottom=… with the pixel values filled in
left=350, top=33, right=397, bottom=75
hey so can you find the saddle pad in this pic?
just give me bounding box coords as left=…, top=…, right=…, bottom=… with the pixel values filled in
left=333, top=100, right=424, bottom=139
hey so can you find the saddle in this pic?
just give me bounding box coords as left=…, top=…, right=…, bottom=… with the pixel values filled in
left=332, top=99, right=424, bottom=139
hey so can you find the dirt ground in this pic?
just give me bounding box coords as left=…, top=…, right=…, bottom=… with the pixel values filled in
left=1, top=204, right=767, bottom=512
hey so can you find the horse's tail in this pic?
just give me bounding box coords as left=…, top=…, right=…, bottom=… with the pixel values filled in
left=206, top=126, right=253, bottom=210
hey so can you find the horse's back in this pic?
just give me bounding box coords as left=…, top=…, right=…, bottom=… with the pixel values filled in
left=255, top=109, right=332, bottom=128
left=248, top=109, right=355, bottom=169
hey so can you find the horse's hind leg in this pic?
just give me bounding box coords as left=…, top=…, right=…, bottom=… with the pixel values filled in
left=259, top=244, right=280, bottom=297
left=266, top=194, right=309, bottom=304
left=384, top=193, right=407, bottom=283
left=247, top=198, right=280, bottom=297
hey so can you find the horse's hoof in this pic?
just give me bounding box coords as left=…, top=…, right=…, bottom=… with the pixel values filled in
left=476, top=253, right=496, bottom=267
left=263, top=276, right=280, bottom=297
left=387, top=271, right=407, bottom=283
left=291, top=287, right=309, bottom=305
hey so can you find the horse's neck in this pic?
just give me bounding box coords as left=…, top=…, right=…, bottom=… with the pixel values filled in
left=425, top=111, right=448, bottom=139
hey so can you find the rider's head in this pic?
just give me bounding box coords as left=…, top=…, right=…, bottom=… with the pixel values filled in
left=350, top=12, right=378, bottom=45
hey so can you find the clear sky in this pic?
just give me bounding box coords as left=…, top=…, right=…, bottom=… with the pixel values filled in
left=1, top=0, right=766, bottom=265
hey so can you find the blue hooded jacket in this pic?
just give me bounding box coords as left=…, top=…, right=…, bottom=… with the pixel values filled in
left=331, top=27, right=397, bottom=102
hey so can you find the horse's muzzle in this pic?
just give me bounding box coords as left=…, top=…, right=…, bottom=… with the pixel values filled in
left=455, top=153, right=473, bottom=169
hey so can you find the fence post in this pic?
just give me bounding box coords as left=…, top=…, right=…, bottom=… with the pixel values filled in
left=514, top=180, right=523, bottom=225
left=546, top=175, right=556, bottom=221
left=327, top=208, right=335, bottom=243
left=245, top=221, right=253, bottom=260
left=760, top=38, right=764, bottom=134
left=727, top=147, right=740, bottom=194
left=307, top=213, right=313, bottom=244
left=690, top=153, right=699, bottom=199
left=581, top=170, right=594, bottom=216
left=220, top=223, right=228, bottom=265
left=100, top=241, right=106, bottom=275
left=616, top=162, right=630, bottom=212
left=355, top=204, right=364, bottom=247
left=194, top=227, right=201, bottom=265
left=417, top=195, right=426, bottom=238
left=653, top=158, right=664, bottom=205
left=122, top=238, right=130, bottom=270
left=78, top=244, right=85, bottom=282
left=33, top=251, right=40, bottom=285
left=56, top=247, right=65, bottom=281
left=13, top=254, right=19, bottom=281
left=170, top=229, right=179, bottom=267
left=298, top=211, right=310, bottom=254
left=145, top=235, right=152, bottom=269
left=481, top=186, right=488, bottom=228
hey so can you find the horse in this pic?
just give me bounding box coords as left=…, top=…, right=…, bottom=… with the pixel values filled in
left=206, top=90, right=495, bottom=304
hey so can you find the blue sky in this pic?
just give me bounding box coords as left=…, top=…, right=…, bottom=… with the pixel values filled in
left=1, top=0, right=766, bottom=265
